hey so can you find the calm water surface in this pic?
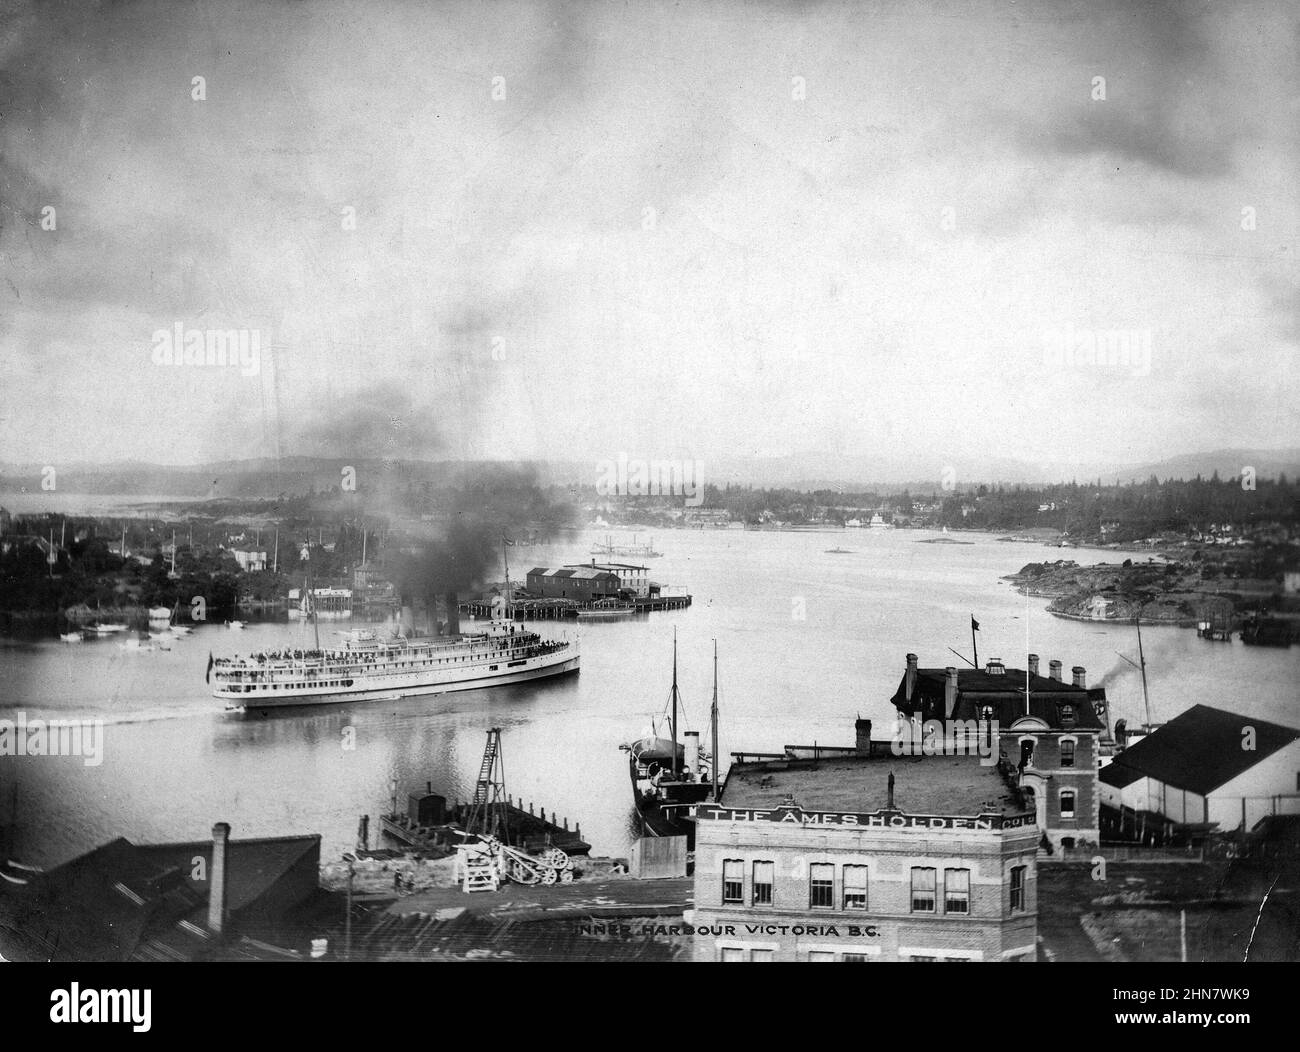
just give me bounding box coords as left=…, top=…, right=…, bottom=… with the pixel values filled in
left=3, top=528, right=1297, bottom=867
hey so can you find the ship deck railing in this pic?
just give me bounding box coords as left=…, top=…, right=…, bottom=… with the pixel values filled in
left=214, top=638, right=568, bottom=673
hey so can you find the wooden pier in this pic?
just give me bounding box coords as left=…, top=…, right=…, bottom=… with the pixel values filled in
left=380, top=794, right=591, bottom=857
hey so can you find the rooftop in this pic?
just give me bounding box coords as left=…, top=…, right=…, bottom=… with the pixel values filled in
left=892, top=664, right=1106, bottom=730
left=720, top=753, right=1024, bottom=818
left=1100, top=704, right=1300, bottom=795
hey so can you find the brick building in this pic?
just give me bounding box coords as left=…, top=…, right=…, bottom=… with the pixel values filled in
left=689, top=750, right=1038, bottom=962
left=890, top=653, right=1109, bottom=851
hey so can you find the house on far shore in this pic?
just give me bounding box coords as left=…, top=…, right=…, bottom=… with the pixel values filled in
left=1100, top=704, right=1300, bottom=844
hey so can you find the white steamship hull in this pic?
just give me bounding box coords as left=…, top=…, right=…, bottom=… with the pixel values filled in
left=214, top=634, right=579, bottom=711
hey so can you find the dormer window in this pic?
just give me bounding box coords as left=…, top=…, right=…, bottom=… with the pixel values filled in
left=978, top=704, right=996, bottom=722
left=1058, top=704, right=1076, bottom=728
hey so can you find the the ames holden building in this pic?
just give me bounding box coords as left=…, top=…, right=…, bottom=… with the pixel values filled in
left=687, top=651, right=1108, bottom=962
left=688, top=747, right=1038, bottom=963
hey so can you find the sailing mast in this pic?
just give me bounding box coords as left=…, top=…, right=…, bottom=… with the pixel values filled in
left=1136, top=614, right=1152, bottom=727
left=711, top=639, right=720, bottom=801
left=670, top=629, right=679, bottom=779
left=303, top=542, right=320, bottom=650
left=503, top=536, right=511, bottom=614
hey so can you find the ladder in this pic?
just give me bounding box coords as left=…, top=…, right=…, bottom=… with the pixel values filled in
left=463, top=729, right=508, bottom=843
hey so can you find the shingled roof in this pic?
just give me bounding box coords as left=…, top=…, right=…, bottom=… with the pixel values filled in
left=1100, top=705, right=1300, bottom=796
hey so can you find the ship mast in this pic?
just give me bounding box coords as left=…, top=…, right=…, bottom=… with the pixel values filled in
left=1136, top=614, right=1151, bottom=726
left=670, top=629, right=679, bottom=779
left=305, top=541, right=320, bottom=651
left=711, top=638, right=720, bottom=801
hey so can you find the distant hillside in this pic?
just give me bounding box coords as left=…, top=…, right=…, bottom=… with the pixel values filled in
left=1, top=447, right=1295, bottom=498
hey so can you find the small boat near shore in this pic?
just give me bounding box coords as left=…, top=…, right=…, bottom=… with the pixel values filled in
left=89, top=623, right=127, bottom=635
left=59, top=631, right=83, bottom=643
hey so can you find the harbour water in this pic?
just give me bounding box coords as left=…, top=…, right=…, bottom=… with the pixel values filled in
left=3, top=527, right=1297, bottom=868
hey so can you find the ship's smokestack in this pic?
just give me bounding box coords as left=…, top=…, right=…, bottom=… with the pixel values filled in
left=1072, top=665, right=1086, bottom=688
left=905, top=653, right=918, bottom=702
left=1049, top=659, right=1063, bottom=681
left=945, top=666, right=959, bottom=718
left=445, top=592, right=460, bottom=636
left=1028, top=653, right=1040, bottom=677
left=209, top=822, right=230, bottom=936
left=400, top=604, right=414, bottom=637
left=684, top=731, right=700, bottom=778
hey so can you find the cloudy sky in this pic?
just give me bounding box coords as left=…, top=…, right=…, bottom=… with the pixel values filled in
left=1, top=0, right=1296, bottom=476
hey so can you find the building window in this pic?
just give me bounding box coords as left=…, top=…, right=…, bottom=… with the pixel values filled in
left=752, top=861, right=774, bottom=905
left=1059, top=704, right=1076, bottom=728
left=719, top=947, right=745, bottom=962
left=809, top=863, right=834, bottom=909
left=750, top=948, right=774, bottom=962
left=1060, top=739, right=1075, bottom=768
left=944, top=868, right=970, bottom=915
left=1010, top=866, right=1026, bottom=911
left=842, top=953, right=869, bottom=962
left=808, top=950, right=835, bottom=962
left=722, top=859, right=743, bottom=904
left=909, top=955, right=937, bottom=962
left=1019, top=739, right=1035, bottom=768
left=1060, top=790, right=1076, bottom=819
left=910, top=867, right=936, bottom=913
left=843, top=865, right=868, bottom=910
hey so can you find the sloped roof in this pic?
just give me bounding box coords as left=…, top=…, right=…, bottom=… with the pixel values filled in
left=21, top=833, right=321, bottom=961
left=526, top=567, right=617, bottom=580
left=890, top=667, right=1105, bottom=730
left=1100, top=705, right=1300, bottom=795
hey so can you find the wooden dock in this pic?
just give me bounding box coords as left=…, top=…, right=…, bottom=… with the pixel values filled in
left=380, top=795, right=591, bottom=857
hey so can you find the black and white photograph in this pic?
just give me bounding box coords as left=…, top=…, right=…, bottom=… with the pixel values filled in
left=0, top=0, right=1297, bottom=1015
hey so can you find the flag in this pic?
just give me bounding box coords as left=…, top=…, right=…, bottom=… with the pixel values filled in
left=971, top=616, right=980, bottom=632
left=205, top=651, right=214, bottom=684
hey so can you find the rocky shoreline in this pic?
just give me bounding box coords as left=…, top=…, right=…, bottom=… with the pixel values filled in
left=1003, top=559, right=1240, bottom=627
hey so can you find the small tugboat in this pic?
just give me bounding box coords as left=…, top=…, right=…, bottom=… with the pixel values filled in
left=824, top=546, right=853, bottom=554
left=621, top=634, right=720, bottom=847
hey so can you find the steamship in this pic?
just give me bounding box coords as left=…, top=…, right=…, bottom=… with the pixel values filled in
left=210, top=619, right=579, bottom=711
left=621, top=635, right=720, bottom=847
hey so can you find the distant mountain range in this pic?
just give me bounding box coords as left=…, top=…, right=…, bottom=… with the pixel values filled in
left=0, top=448, right=1295, bottom=499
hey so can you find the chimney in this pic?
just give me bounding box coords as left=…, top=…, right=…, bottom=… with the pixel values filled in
left=904, top=653, right=918, bottom=702
left=209, top=822, right=230, bottom=936
left=887, top=771, right=895, bottom=810
left=1049, top=660, right=1063, bottom=681
left=1072, top=665, right=1086, bottom=688
left=986, top=658, right=1005, bottom=675
left=944, top=666, right=959, bottom=718
left=855, top=717, right=873, bottom=754
left=445, top=592, right=460, bottom=635
left=684, top=731, right=700, bottom=778
left=1027, top=653, right=1040, bottom=677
